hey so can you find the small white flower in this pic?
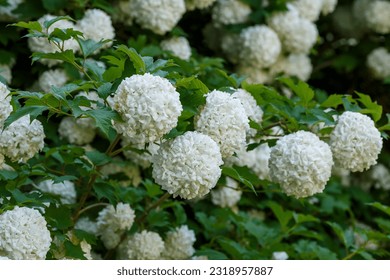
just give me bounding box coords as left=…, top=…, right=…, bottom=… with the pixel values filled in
left=186, top=0, right=216, bottom=10
left=126, top=230, right=165, bottom=260
left=330, top=112, right=383, bottom=172
left=270, top=53, right=313, bottom=81
left=236, top=64, right=271, bottom=84
left=0, top=81, right=12, bottom=129
left=211, top=177, right=242, bottom=208
left=291, top=0, right=324, bottom=22
left=75, top=216, right=98, bottom=235
left=38, top=69, right=68, bottom=92
left=195, top=90, right=249, bottom=158
left=161, top=37, right=192, bottom=61
left=239, top=25, right=282, bottom=68
left=152, top=131, right=223, bottom=199
left=129, top=0, right=186, bottom=35
left=114, top=1, right=134, bottom=26
left=272, top=251, right=289, bottom=260
left=269, top=131, right=333, bottom=198
left=321, top=0, right=338, bottom=15
left=58, top=117, right=96, bottom=145
left=0, top=115, right=45, bottom=163
left=369, top=164, right=390, bottom=190
left=366, top=47, right=390, bottom=80
left=212, top=0, right=251, bottom=26
left=0, top=64, right=12, bottom=84
left=36, top=179, right=76, bottom=204
left=365, top=1, right=390, bottom=34
left=163, top=225, right=196, bottom=259
left=108, top=73, right=183, bottom=147
left=0, top=206, right=52, bottom=259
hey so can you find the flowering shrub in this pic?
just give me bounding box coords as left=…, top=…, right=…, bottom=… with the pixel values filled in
left=0, top=0, right=389, bottom=260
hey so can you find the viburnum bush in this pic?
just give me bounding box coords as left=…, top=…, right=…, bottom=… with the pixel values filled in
left=0, top=0, right=389, bottom=260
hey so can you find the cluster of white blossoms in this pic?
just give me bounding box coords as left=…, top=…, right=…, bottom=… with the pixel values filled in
left=211, top=177, right=242, bottom=209
left=76, top=9, right=115, bottom=49
left=367, top=164, right=390, bottom=191
left=330, top=112, right=383, bottom=172
left=121, top=139, right=160, bottom=169
left=108, top=73, right=182, bottom=147
left=162, top=225, right=196, bottom=259
left=100, top=157, right=142, bottom=187
left=97, top=203, right=135, bottom=249
left=270, top=53, right=313, bottom=82
left=185, top=0, right=216, bottom=10
left=75, top=216, right=98, bottom=235
left=35, top=180, right=77, bottom=205
left=0, top=64, right=12, bottom=84
left=0, top=115, right=45, bottom=163
left=239, top=25, right=282, bottom=68
left=28, top=14, right=79, bottom=67
left=129, top=0, right=186, bottom=35
left=160, top=37, right=192, bottom=61
left=0, top=206, right=52, bottom=259
left=269, top=131, right=333, bottom=199
left=38, top=69, right=68, bottom=92
left=195, top=90, right=249, bottom=158
left=366, top=47, right=390, bottom=80
left=321, top=0, right=338, bottom=15
left=364, top=0, right=390, bottom=34
left=0, top=81, right=12, bottom=129
left=152, top=131, right=223, bottom=200
left=115, top=0, right=134, bottom=26
left=125, top=230, right=165, bottom=259
left=0, top=0, right=23, bottom=21
left=212, top=0, right=251, bottom=26
left=291, top=0, right=323, bottom=22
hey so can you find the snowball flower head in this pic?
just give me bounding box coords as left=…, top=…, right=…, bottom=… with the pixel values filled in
left=76, top=9, right=115, bottom=49
left=38, top=69, right=68, bottom=92
left=268, top=8, right=318, bottom=54
left=0, top=0, right=23, bottom=21
left=163, top=225, right=196, bottom=259
left=236, top=64, right=271, bottom=84
left=0, top=64, right=12, bottom=84
left=161, top=37, right=192, bottom=61
left=186, top=0, right=216, bottom=10
left=129, top=0, right=186, bottom=35
left=126, top=230, right=165, bottom=260
left=0, top=81, right=12, bottom=129
left=0, top=206, right=52, bottom=259
left=221, top=33, right=241, bottom=63
left=272, top=251, right=289, bottom=260
left=153, top=131, right=223, bottom=199
left=366, top=47, right=390, bottom=80
left=108, top=73, right=182, bottom=146
left=28, top=14, right=79, bottom=67
left=97, top=203, right=135, bottom=249
left=365, top=1, right=390, bottom=34
left=239, top=25, right=281, bottom=68
left=114, top=1, right=134, bottom=26
left=58, top=117, right=96, bottom=145
left=211, top=177, right=242, bottom=208
left=195, top=90, right=249, bottom=158
left=0, top=115, right=45, bottom=163
left=369, top=164, right=390, bottom=190
left=330, top=112, right=383, bottom=172
left=212, top=0, right=251, bottom=26
left=291, top=0, right=323, bottom=22
left=321, top=0, right=338, bottom=15
left=36, top=179, right=77, bottom=204
left=269, top=131, right=333, bottom=198
left=270, top=53, right=313, bottom=81
left=122, top=138, right=160, bottom=169
left=75, top=217, right=98, bottom=235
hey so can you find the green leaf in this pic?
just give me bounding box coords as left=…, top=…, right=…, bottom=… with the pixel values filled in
left=45, top=204, right=73, bottom=230
left=11, top=21, right=42, bottom=32
left=356, top=92, right=383, bottom=122
left=83, top=107, right=120, bottom=138
left=77, top=38, right=106, bottom=58
left=147, top=210, right=170, bottom=228
left=217, top=238, right=250, bottom=259
left=221, top=167, right=256, bottom=194
left=279, top=77, right=314, bottom=106
left=3, top=106, right=47, bottom=129
left=42, top=0, right=69, bottom=13
left=85, top=150, right=111, bottom=166
left=172, top=203, right=187, bottom=225
left=326, top=221, right=348, bottom=247
left=93, top=182, right=116, bottom=204
left=195, top=249, right=228, bottom=260
left=266, top=201, right=293, bottom=232
left=0, top=170, right=18, bottom=180
left=97, top=82, right=112, bottom=99
left=64, top=240, right=87, bottom=260
left=293, top=213, right=320, bottom=224
left=143, top=179, right=164, bottom=197
left=117, top=45, right=146, bottom=74
left=32, top=50, right=76, bottom=65
left=368, top=202, right=390, bottom=216
left=321, top=94, right=343, bottom=108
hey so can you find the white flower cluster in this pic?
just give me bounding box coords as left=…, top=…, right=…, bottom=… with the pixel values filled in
left=211, top=177, right=242, bottom=208
left=365, top=1, right=390, bottom=34
left=0, top=81, right=12, bottom=129
left=291, top=0, right=323, bottom=22
left=272, top=251, right=289, bottom=260
left=368, top=164, right=390, bottom=191
left=0, top=206, right=52, bottom=259
left=0, top=115, right=45, bottom=163
left=121, top=138, right=160, bottom=169
left=100, top=158, right=142, bottom=187
left=321, top=0, right=338, bottom=15
left=162, top=225, right=196, bottom=259
left=239, top=25, right=282, bottom=68
left=38, top=69, right=68, bottom=92
left=330, top=112, right=382, bottom=172
left=269, top=131, right=333, bottom=198
left=212, top=0, right=251, bottom=26
left=161, top=37, right=192, bottom=61
left=36, top=179, right=77, bottom=204
left=268, top=7, right=318, bottom=54
left=115, top=0, right=134, bottom=26
left=126, top=230, right=165, bottom=259
left=97, top=203, right=135, bottom=249
left=28, top=14, right=79, bottom=67
left=152, top=131, right=223, bottom=199
left=366, top=47, right=390, bottom=80
left=228, top=143, right=271, bottom=180
left=129, top=0, right=186, bottom=35
left=0, top=64, right=12, bottom=84
left=270, top=53, right=313, bottom=81
left=108, top=73, right=182, bottom=146
left=236, top=64, right=271, bottom=84
left=76, top=9, right=115, bottom=49
left=0, top=0, right=23, bottom=21
left=75, top=216, right=98, bottom=235
left=195, top=90, right=249, bottom=158
left=186, top=0, right=216, bottom=10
